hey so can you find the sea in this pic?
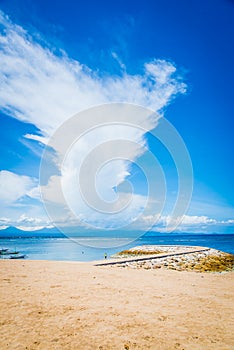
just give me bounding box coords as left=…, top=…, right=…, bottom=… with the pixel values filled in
left=0, top=233, right=233, bottom=261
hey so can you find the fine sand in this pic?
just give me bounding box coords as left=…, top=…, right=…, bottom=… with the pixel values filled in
left=0, top=259, right=233, bottom=350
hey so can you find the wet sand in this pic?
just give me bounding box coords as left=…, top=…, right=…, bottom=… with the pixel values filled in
left=0, top=259, right=233, bottom=349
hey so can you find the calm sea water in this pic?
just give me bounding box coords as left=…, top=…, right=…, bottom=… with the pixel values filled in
left=0, top=233, right=233, bottom=261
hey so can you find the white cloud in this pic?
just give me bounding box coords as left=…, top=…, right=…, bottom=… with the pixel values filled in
left=0, top=11, right=187, bottom=230
left=144, top=60, right=177, bottom=85
left=141, top=213, right=234, bottom=233
left=222, top=219, right=234, bottom=224
left=179, top=215, right=216, bottom=225
left=0, top=170, right=37, bottom=204
left=111, top=51, right=126, bottom=71
left=24, top=133, right=48, bottom=144
left=0, top=10, right=186, bottom=141
left=0, top=214, right=53, bottom=231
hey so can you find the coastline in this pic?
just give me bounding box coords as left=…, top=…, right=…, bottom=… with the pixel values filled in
left=1, top=250, right=234, bottom=349
left=1, top=233, right=234, bottom=262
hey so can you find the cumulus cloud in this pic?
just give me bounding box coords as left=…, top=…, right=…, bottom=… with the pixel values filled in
left=142, top=213, right=234, bottom=233
left=0, top=10, right=187, bottom=230
left=0, top=170, right=37, bottom=204
left=0, top=214, right=53, bottom=231
left=179, top=215, right=216, bottom=225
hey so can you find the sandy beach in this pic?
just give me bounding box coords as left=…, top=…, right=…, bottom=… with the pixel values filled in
left=0, top=259, right=233, bottom=350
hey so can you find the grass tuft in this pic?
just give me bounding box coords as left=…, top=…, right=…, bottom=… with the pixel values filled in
left=117, top=249, right=162, bottom=256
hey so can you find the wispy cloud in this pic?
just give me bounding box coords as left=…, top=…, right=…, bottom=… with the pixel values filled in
left=0, top=10, right=187, bottom=231
left=111, top=51, right=126, bottom=71
left=0, top=10, right=186, bottom=141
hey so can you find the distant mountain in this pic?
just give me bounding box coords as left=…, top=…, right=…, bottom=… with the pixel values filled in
left=1, top=226, right=231, bottom=239
left=0, top=226, right=65, bottom=238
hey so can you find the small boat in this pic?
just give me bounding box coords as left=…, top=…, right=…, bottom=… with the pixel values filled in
left=0, top=248, right=8, bottom=253
left=1, top=251, right=19, bottom=255
left=10, top=254, right=26, bottom=259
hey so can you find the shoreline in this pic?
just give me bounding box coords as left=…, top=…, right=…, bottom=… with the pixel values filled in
left=1, top=235, right=234, bottom=261
left=2, top=244, right=233, bottom=273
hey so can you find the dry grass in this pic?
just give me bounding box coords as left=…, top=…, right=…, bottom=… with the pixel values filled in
left=172, top=253, right=234, bottom=272
left=117, top=249, right=163, bottom=256
left=191, top=253, right=234, bottom=272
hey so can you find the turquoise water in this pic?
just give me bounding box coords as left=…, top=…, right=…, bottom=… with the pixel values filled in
left=0, top=234, right=233, bottom=261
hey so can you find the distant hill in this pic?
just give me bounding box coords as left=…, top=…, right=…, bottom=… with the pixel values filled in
left=1, top=226, right=231, bottom=239
left=0, top=226, right=65, bottom=238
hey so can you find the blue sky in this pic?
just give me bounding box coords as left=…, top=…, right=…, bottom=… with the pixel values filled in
left=0, top=0, right=233, bottom=233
